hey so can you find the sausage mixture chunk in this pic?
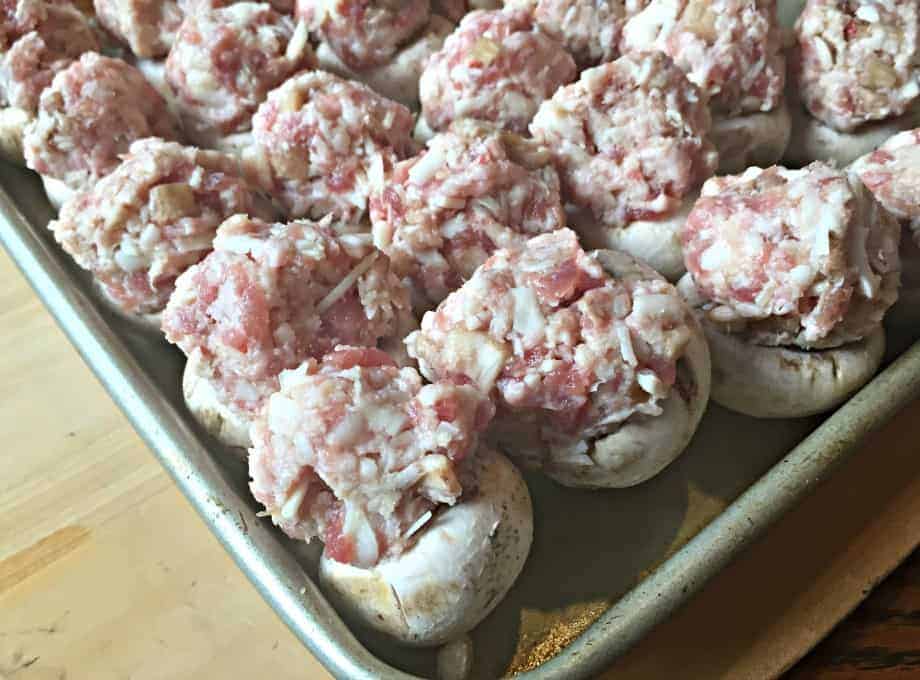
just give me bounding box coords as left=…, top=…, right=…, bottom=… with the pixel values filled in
left=163, top=215, right=412, bottom=425
left=507, top=0, right=644, bottom=68
left=248, top=70, right=415, bottom=220
left=23, top=52, right=181, bottom=192
left=433, top=0, right=498, bottom=22
left=851, top=127, right=920, bottom=239
left=49, top=139, right=269, bottom=315
left=419, top=9, right=577, bottom=134
left=620, top=0, right=786, bottom=115
left=0, top=1, right=98, bottom=112
left=1, top=0, right=61, bottom=47
left=249, top=346, right=493, bottom=567
left=370, top=121, right=565, bottom=309
left=93, top=0, right=184, bottom=58
left=794, top=0, right=920, bottom=131
left=296, top=0, right=431, bottom=70
left=530, top=51, right=717, bottom=229
left=407, top=229, right=696, bottom=467
left=181, top=0, right=294, bottom=10
left=166, top=2, right=316, bottom=146
left=682, top=162, right=900, bottom=348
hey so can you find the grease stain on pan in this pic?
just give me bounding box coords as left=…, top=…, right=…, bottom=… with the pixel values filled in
left=509, top=601, right=610, bottom=675
left=501, top=482, right=726, bottom=675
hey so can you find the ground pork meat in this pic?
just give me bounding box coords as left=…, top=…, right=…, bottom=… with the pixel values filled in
left=851, top=127, right=920, bottom=240
left=23, top=53, right=181, bottom=192
left=406, top=228, right=696, bottom=465
left=370, top=120, right=565, bottom=309
left=682, top=162, right=900, bottom=349
left=507, top=0, right=644, bottom=68
left=297, top=0, right=430, bottom=70
left=794, top=0, right=920, bottom=132
left=249, top=346, right=493, bottom=566
left=314, top=13, right=452, bottom=108
left=180, top=0, right=294, bottom=10
left=530, top=51, right=717, bottom=229
left=0, top=3, right=98, bottom=112
left=166, top=2, right=315, bottom=146
left=93, top=0, right=183, bottom=58
left=48, top=139, right=269, bottom=315
left=419, top=9, right=576, bottom=134
left=163, top=215, right=412, bottom=427
left=620, top=0, right=785, bottom=115
left=247, top=70, right=415, bottom=220
left=1, top=0, right=50, bottom=47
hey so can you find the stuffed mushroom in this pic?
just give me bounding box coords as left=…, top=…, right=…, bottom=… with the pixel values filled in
left=530, top=51, right=718, bottom=280
left=248, top=345, right=532, bottom=645
left=164, top=2, right=316, bottom=150
left=0, top=0, right=99, bottom=165
left=297, top=0, right=449, bottom=108
left=407, top=228, right=711, bottom=488
left=785, top=0, right=920, bottom=167
left=47, top=138, right=272, bottom=329
left=417, top=9, right=576, bottom=140
left=851, top=127, right=920, bottom=324
left=314, top=14, right=454, bottom=109
left=620, top=0, right=790, bottom=173
left=369, top=119, right=565, bottom=311
left=162, top=215, right=414, bottom=449
left=505, top=0, right=643, bottom=69
left=245, top=70, right=415, bottom=221
left=679, top=162, right=899, bottom=418
left=23, top=52, right=181, bottom=208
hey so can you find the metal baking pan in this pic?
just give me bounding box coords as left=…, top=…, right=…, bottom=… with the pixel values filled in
left=4, top=154, right=920, bottom=679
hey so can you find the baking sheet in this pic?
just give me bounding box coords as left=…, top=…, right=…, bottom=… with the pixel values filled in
left=3, top=156, right=920, bottom=679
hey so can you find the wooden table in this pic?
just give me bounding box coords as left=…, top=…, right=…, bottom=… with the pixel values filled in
left=2, top=246, right=920, bottom=680
left=791, top=550, right=920, bottom=678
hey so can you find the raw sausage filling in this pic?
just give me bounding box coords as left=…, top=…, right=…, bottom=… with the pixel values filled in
left=249, top=347, right=492, bottom=567
left=408, top=229, right=695, bottom=465
left=163, top=215, right=411, bottom=422
left=682, top=163, right=900, bottom=348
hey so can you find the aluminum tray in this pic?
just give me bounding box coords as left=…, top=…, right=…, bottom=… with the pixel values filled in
left=4, top=158, right=920, bottom=678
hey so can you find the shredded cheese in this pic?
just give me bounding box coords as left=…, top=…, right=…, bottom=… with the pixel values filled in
left=315, top=251, right=379, bottom=314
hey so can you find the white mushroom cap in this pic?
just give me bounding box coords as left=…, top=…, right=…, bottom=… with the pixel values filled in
left=319, top=447, right=533, bottom=646
left=41, top=174, right=72, bottom=212
left=545, top=304, right=710, bottom=488
left=567, top=193, right=697, bottom=282
left=183, top=349, right=252, bottom=452
left=0, top=107, right=29, bottom=166
left=704, top=319, right=885, bottom=419
left=710, top=99, right=792, bottom=174
left=785, top=91, right=920, bottom=167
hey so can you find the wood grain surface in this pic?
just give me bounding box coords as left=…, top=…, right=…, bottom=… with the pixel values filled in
left=789, top=550, right=920, bottom=679
left=2, top=246, right=920, bottom=680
